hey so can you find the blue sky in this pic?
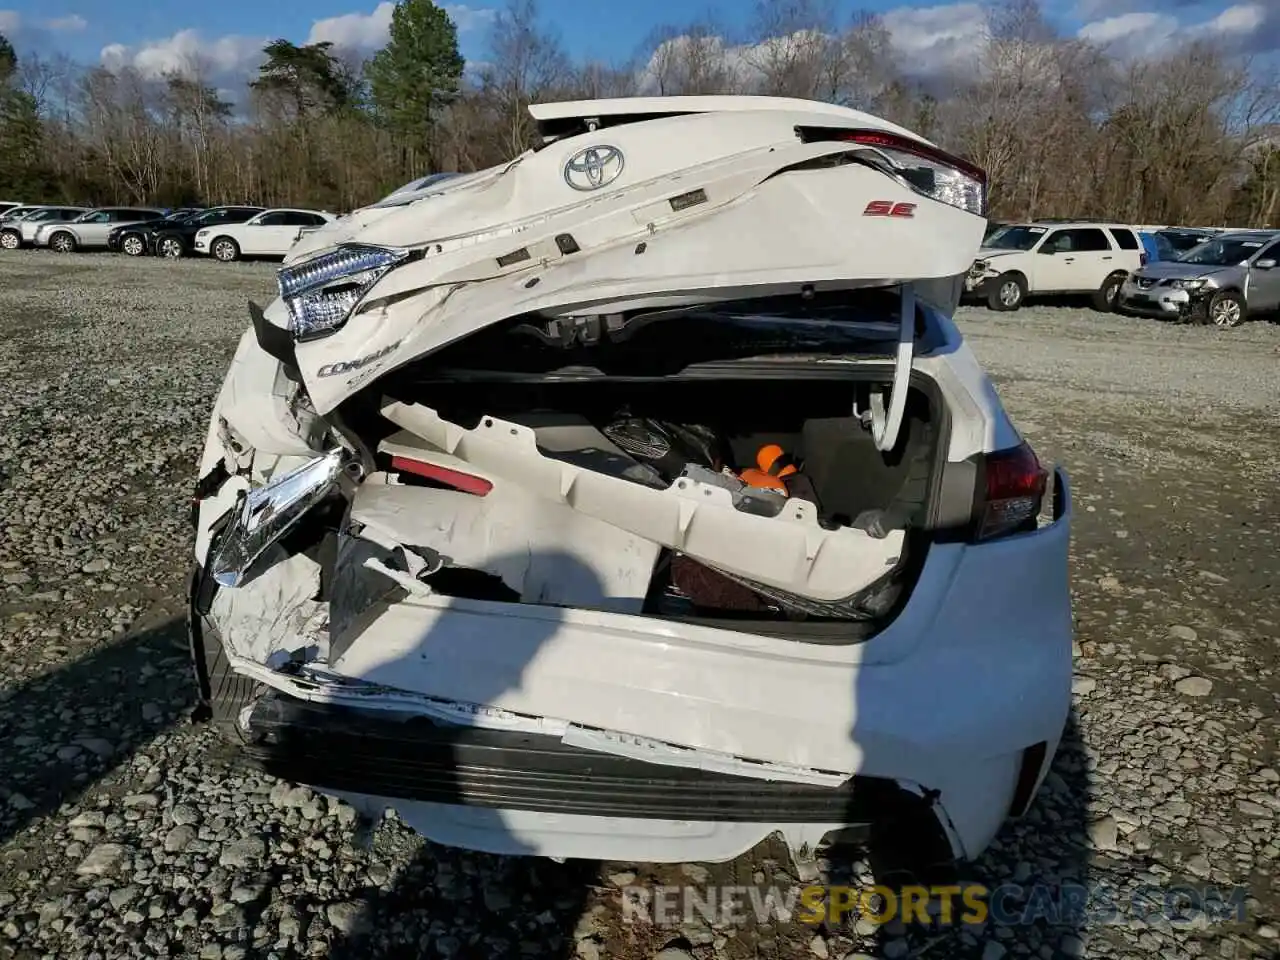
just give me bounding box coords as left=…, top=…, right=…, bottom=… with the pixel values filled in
left=0, top=0, right=1273, bottom=83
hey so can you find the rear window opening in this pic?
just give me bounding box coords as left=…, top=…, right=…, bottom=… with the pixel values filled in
left=396, top=287, right=939, bottom=380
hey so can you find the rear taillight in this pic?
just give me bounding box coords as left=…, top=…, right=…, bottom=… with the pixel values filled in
left=391, top=456, right=492, bottom=496
left=974, top=441, right=1047, bottom=541
left=797, top=126, right=987, bottom=217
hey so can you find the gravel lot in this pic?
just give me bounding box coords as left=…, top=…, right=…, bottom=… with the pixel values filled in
left=1, top=251, right=1278, bottom=960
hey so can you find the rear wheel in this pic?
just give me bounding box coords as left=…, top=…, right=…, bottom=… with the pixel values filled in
left=987, top=272, right=1026, bottom=311
left=1093, top=272, right=1126, bottom=312
left=1206, top=290, right=1246, bottom=328
left=49, top=231, right=77, bottom=253
left=121, top=233, right=146, bottom=257
left=158, top=236, right=184, bottom=259
left=0, top=229, right=19, bottom=250
left=211, top=237, right=240, bottom=262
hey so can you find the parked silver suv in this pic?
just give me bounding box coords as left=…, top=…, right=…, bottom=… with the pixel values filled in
left=33, top=206, right=166, bottom=253
left=1117, top=230, right=1280, bottom=327
left=0, top=206, right=87, bottom=250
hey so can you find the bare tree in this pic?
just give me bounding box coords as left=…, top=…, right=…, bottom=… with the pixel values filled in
left=78, top=67, right=167, bottom=203
left=743, top=0, right=838, bottom=98
left=478, top=0, right=574, bottom=156
left=641, top=18, right=742, bottom=96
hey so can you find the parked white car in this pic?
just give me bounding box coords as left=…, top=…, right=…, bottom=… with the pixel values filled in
left=188, top=96, right=1072, bottom=874
left=193, top=208, right=334, bottom=262
left=33, top=206, right=166, bottom=253
left=965, top=221, right=1145, bottom=311
left=0, top=206, right=87, bottom=249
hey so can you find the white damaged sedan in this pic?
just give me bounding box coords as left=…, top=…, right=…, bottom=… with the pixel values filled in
left=188, top=95, right=1072, bottom=877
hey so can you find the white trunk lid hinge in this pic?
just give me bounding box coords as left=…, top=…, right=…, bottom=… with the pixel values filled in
left=868, top=282, right=915, bottom=453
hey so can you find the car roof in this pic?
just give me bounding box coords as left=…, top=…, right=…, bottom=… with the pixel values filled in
left=259, top=207, right=326, bottom=214
left=1026, top=220, right=1135, bottom=229
left=1212, top=230, right=1277, bottom=242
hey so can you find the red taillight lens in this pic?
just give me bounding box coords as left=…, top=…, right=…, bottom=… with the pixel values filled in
left=975, top=441, right=1048, bottom=541
left=391, top=456, right=493, bottom=496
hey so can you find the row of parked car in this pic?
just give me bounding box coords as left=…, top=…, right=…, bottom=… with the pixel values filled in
left=0, top=202, right=334, bottom=262
left=966, top=219, right=1280, bottom=327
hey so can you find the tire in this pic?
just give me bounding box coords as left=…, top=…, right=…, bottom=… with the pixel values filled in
left=211, top=237, right=240, bottom=263
left=1206, top=290, right=1246, bottom=328
left=49, top=231, right=76, bottom=254
left=0, top=229, right=20, bottom=250
left=987, top=272, right=1027, bottom=311
left=1093, top=272, right=1126, bottom=312
left=121, top=233, right=146, bottom=257
left=158, top=236, right=184, bottom=259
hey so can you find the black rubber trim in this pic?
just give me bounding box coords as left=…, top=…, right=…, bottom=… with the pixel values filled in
left=237, top=693, right=945, bottom=828
left=1007, top=740, right=1048, bottom=818
left=248, top=299, right=300, bottom=378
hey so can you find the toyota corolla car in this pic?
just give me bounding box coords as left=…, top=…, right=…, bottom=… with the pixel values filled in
left=1117, top=230, right=1280, bottom=326
left=188, top=95, right=1072, bottom=874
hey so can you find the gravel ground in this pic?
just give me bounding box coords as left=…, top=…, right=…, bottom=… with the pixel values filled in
left=1, top=250, right=1278, bottom=960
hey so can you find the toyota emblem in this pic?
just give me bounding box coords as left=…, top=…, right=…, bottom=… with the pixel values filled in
left=563, top=144, right=625, bottom=191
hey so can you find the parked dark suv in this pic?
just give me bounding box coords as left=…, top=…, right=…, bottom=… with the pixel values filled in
left=148, top=206, right=265, bottom=259
left=110, top=209, right=207, bottom=256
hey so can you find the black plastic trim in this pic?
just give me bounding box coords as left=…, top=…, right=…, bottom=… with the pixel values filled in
left=238, top=693, right=947, bottom=828
left=248, top=299, right=299, bottom=376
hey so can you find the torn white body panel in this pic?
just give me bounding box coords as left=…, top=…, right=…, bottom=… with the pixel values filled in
left=350, top=480, right=661, bottom=612
left=209, top=547, right=327, bottom=663
left=380, top=399, right=905, bottom=602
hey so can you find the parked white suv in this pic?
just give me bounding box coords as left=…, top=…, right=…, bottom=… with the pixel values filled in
left=187, top=96, right=1072, bottom=875
left=966, top=221, right=1145, bottom=312
left=192, top=208, right=334, bottom=262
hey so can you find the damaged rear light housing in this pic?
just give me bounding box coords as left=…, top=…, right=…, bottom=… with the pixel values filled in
left=391, top=456, right=493, bottom=496
left=974, top=441, right=1048, bottom=541
left=797, top=126, right=987, bottom=218
left=278, top=243, right=410, bottom=341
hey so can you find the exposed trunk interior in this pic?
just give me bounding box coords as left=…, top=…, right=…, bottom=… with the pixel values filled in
left=341, top=369, right=943, bottom=640
left=384, top=375, right=937, bottom=531
left=322, top=291, right=948, bottom=642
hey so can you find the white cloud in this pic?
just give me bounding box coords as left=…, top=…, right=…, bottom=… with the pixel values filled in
left=1076, top=11, right=1180, bottom=58
left=1076, top=3, right=1269, bottom=59
left=308, top=2, right=396, bottom=48
left=100, top=29, right=267, bottom=81
left=1205, top=2, right=1266, bottom=36
left=307, top=2, right=496, bottom=50
left=0, top=9, right=89, bottom=49
left=44, top=14, right=87, bottom=32
left=97, top=3, right=496, bottom=85
left=879, top=2, right=987, bottom=71
left=637, top=2, right=991, bottom=94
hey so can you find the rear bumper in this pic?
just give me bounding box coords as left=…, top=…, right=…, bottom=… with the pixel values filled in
left=189, top=468, right=1072, bottom=865
left=1117, top=282, right=1196, bottom=319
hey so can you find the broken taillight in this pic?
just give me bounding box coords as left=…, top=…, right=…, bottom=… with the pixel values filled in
left=796, top=126, right=987, bottom=217
left=974, top=441, right=1048, bottom=541
left=391, top=456, right=493, bottom=496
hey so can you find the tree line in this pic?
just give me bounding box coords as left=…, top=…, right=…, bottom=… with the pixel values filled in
left=1, top=0, right=1277, bottom=227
